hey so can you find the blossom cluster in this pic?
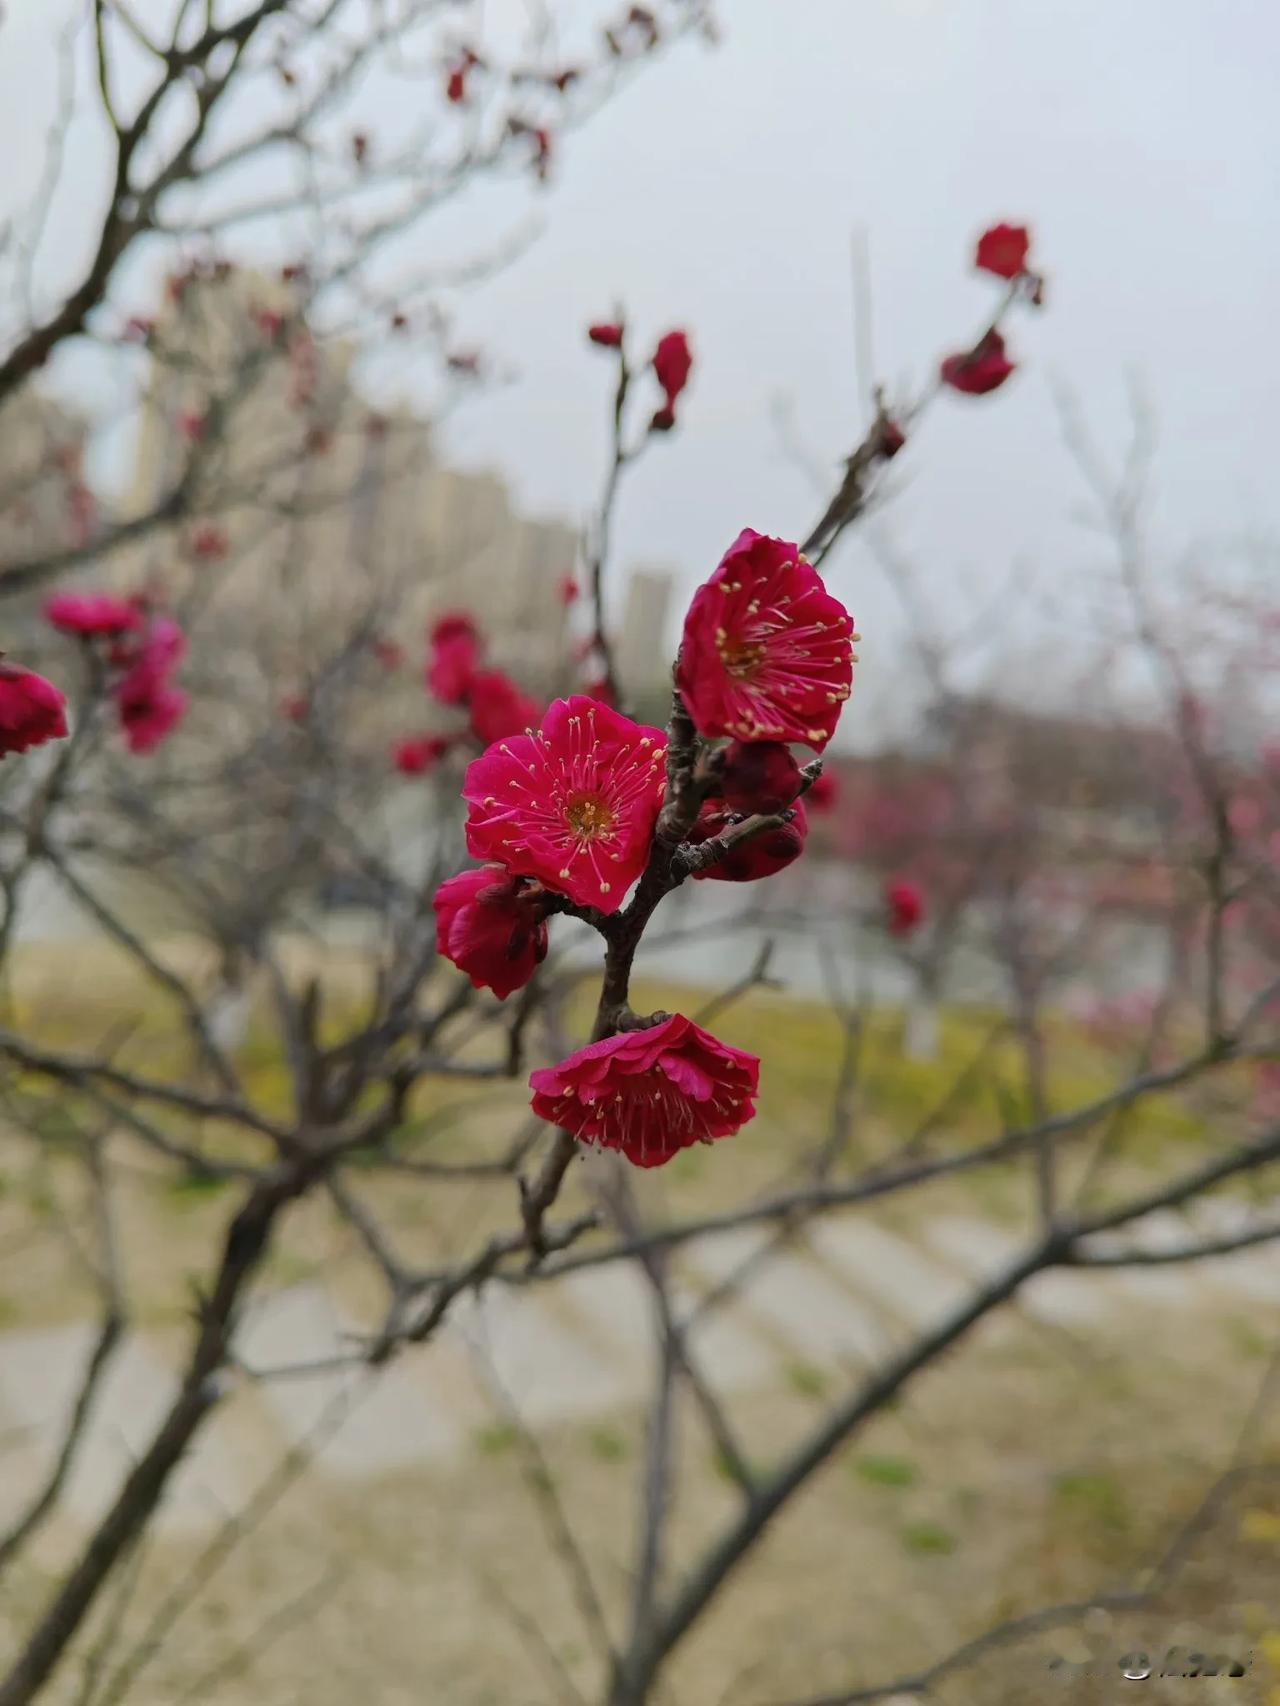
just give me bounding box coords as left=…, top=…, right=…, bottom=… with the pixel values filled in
left=391, top=612, right=543, bottom=777
left=433, top=529, right=867, bottom=1167
left=6, top=217, right=1024, bottom=1171
left=1, top=586, right=198, bottom=763
left=44, top=592, right=189, bottom=753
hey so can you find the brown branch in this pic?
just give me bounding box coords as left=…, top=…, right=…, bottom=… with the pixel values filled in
left=0, top=1137, right=124, bottom=1579
left=0, top=1155, right=321, bottom=1706
left=0, top=1027, right=283, bottom=1153
left=606, top=1237, right=1057, bottom=1705
left=0, top=0, right=293, bottom=410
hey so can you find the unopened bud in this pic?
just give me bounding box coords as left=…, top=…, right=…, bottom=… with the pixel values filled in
left=718, top=740, right=802, bottom=815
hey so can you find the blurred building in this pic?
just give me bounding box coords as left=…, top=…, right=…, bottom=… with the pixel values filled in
left=807, top=690, right=1211, bottom=886
left=118, top=264, right=589, bottom=695
left=0, top=388, right=99, bottom=644
left=617, top=563, right=674, bottom=713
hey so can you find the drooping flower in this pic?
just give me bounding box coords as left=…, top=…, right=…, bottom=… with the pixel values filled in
left=687, top=798, right=808, bottom=883
left=0, top=663, right=68, bottom=757
left=281, top=692, right=309, bottom=723
left=372, top=636, right=404, bottom=670
left=467, top=669, right=541, bottom=745
left=393, top=734, right=452, bottom=775
left=676, top=529, right=856, bottom=750
left=93, top=603, right=189, bottom=753
left=463, top=694, right=667, bottom=912
left=940, top=329, right=1016, bottom=396
left=45, top=591, right=142, bottom=639
left=426, top=612, right=481, bottom=705
left=116, top=670, right=187, bottom=753
left=559, top=574, right=580, bottom=605
left=652, top=329, right=692, bottom=409
left=529, top=1012, right=759, bottom=1166
left=588, top=322, right=624, bottom=348
left=975, top=222, right=1031, bottom=280
left=132, top=614, right=187, bottom=675
left=885, top=876, right=925, bottom=936
left=717, top=739, right=801, bottom=816
left=434, top=865, right=548, bottom=999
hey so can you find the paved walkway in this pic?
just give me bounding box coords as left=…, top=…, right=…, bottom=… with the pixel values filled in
left=1, top=1207, right=1275, bottom=1538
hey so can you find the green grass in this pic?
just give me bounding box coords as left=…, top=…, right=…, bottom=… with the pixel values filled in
left=786, top=1362, right=831, bottom=1400
left=473, top=1421, right=520, bottom=1457
left=1052, top=1469, right=1131, bottom=1535
left=608, top=978, right=1216, bottom=1166
left=164, top=1172, right=235, bottom=1207
left=709, top=1446, right=765, bottom=1486
left=900, top=1520, right=957, bottom=1555
left=1226, top=1320, right=1272, bottom=1361
left=855, top=1454, right=918, bottom=1489
left=586, top=1424, right=629, bottom=1463
left=0, top=945, right=1238, bottom=1226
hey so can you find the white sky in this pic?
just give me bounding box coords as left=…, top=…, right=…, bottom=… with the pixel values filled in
left=2, top=0, right=1277, bottom=739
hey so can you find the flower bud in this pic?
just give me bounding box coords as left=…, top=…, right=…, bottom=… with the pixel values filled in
left=688, top=800, right=808, bottom=883
left=717, top=740, right=802, bottom=815
left=885, top=877, right=925, bottom=936
left=879, top=418, right=907, bottom=458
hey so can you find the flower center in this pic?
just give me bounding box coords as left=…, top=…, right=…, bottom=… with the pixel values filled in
left=716, top=630, right=767, bottom=679
left=565, top=793, right=614, bottom=838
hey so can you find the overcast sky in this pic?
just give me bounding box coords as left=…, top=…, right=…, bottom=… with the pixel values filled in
left=3, top=0, right=1277, bottom=738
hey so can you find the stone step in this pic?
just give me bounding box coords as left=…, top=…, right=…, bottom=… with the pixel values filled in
left=1184, top=1200, right=1280, bottom=1301
left=925, top=1215, right=1154, bottom=1318
left=0, top=1324, right=247, bottom=1533
left=804, top=1219, right=982, bottom=1328
left=681, top=1226, right=883, bottom=1366
left=554, top=1258, right=771, bottom=1393
left=447, top=1282, right=639, bottom=1423
left=236, top=1284, right=475, bottom=1475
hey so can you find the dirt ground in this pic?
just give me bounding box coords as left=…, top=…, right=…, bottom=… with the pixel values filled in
left=2, top=940, right=1278, bottom=1704
left=2, top=1285, right=1278, bottom=1705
